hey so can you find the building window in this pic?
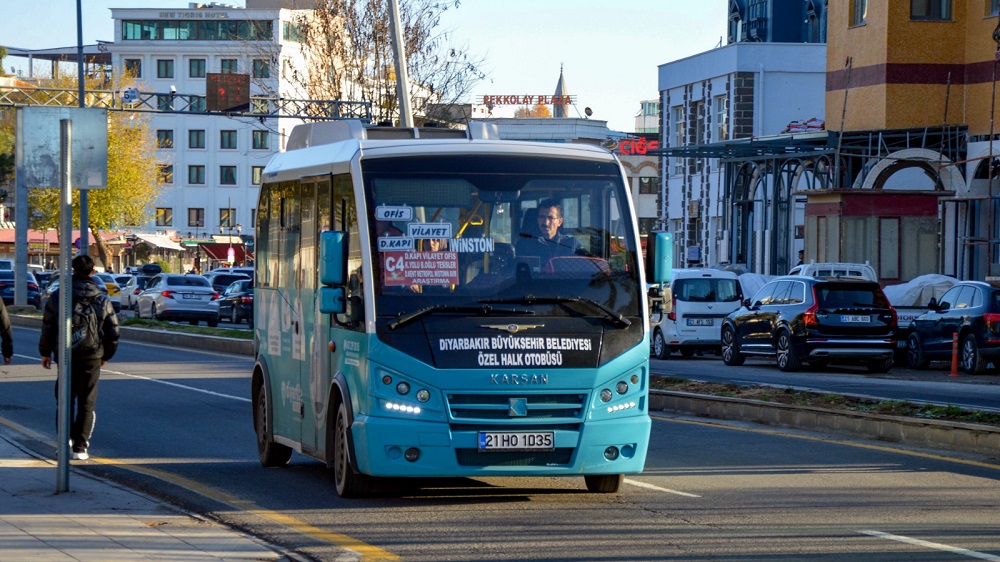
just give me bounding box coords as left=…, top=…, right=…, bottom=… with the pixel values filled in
left=158, top=164, right=173, bottom=184
left=253, top=59, right=270, bottom=78
left=251, top=98, right=269, bottom=114
left=189, top=129, right=205, bottom=149
left=156, top=208, right=173, bottom=227
left=188, top=95, right=206, bottom=113
left=991, top=0, right=1000, bottom=16
left=252, top=165, right=264, bottom=185
left=693, top=101, right=705, bottom=173
left=714, top=95, right=728, bottom=142
left=638, top=177, right=658, bottom=195
left=156, top=59, right=174, bottom=79
left=220, top=59, right=238, bottom=74
left=189, top=58, right=206, bottom=78
left=251, top=208, right=257, bottom=228
left=671, top=105, right=685, bottom=176
left=220, top=130, right=237, bottom=149
left=220, top=165, right=237, bottom=185
left=124, top=58, right=142, bottom=77
left=188, top=208, right=205, bottom=228
left=912, top=0, right=951, bottom=20
left=252, top=130, right=269, bottom=149
left=188, top=165, right=205, bottom=185
left=638, top=218, right=658, bottom=236
left=220, top=208, right=236, bottom=227
left=851, top=0, right=867, bottom=26
left=156, top=129, right=174, bottom=149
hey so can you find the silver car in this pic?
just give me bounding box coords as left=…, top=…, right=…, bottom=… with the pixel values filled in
left=136, top=273, right=220, bottom=327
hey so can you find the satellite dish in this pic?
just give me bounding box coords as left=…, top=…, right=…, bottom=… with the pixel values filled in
left=584, top=107, right=593, bottom=117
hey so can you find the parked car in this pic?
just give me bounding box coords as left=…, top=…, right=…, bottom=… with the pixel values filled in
left=136, top=273, right=220, bottom=326
left=904, top=280, right=1000, bottom=374
left=787, top=261, right=878, bottom=282
left=39, top=271, right=120, bottom=313
left=218, top=279, right=254, bottom=327
left=204, top=271, right=251, bottom=294
left=120, top=275, right=154, bottom=310
left=720, top=276, right=897, bottom=372
left=92, top=272, right=122, bottom=312
left=34, top=271, right=54, bottom=291
left=0, top=271, right=40, bottom=308
left=650, top=268, right=743, bottom=359
left=205, top=266, right=254, bottom=279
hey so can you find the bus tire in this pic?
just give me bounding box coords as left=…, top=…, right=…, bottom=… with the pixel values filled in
left=584, top=473, right=623, bottom=493
left=253, top=377, right=292, bottom=467
left=333, top=401, right=373, bottom=498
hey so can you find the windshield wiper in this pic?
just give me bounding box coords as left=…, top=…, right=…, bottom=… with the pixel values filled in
left=480, top=296, right=631, bottom=328
left=388, top=304, right=535, bottom=330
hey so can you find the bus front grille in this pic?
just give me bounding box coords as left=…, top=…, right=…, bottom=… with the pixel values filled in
left=455, top=449, right=573, bottom=467
left=446, top=393, right=587, bottom=422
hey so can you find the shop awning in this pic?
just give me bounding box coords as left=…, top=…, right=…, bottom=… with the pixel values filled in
left=200, top=242, right=252, bottom=263
left=135, top=233, right=184, bottom=251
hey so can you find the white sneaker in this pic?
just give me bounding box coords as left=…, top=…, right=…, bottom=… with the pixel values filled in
left=71, top=451, right=89, bottom=460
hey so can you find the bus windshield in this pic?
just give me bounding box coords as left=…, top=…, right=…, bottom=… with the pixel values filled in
left=362, top=154, right=642, bottom=325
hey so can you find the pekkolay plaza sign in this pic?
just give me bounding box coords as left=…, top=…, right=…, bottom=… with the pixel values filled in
left=481, top=95, right=574, bottom=106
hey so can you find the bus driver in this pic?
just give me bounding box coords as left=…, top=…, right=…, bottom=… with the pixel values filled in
left=515, top=199, right=581, bottom=266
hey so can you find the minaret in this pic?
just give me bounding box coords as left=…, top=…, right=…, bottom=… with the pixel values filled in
left=553, top=64, right=568, bottom=118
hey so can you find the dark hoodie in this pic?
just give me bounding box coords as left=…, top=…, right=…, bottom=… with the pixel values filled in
left=39, top=276, right=120, bottom=362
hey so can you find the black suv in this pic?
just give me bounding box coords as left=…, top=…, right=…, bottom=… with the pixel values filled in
left=720, top=276, right=897, bottom=372
left=905, top=280, right=1000, bottom=374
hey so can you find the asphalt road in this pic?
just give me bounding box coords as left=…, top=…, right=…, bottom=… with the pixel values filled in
left=2, top=325, right=999, bottom=561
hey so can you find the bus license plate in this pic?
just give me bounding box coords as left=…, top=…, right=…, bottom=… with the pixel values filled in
left=841, top=315, right=870, bottom=323
left=687, top=318, right=713, bottom=326
left=479, top=431, right=554, bottom=451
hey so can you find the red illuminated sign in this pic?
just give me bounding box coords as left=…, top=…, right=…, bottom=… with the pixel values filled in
left=206, top=73, right=250, bottom=112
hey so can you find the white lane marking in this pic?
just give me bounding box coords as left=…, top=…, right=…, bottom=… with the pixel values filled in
left=860, top=530, right=1000, bottom=561
left=624, top=478, right=701, bottom=497
left=103, top=369, right=251, bottom=403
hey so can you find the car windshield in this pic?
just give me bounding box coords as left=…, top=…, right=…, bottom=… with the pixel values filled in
left=361, top=154, right=642, bottom=323
left=674, top=278, right=740, bottom=302
left=166, top=276, right=210, bottom=287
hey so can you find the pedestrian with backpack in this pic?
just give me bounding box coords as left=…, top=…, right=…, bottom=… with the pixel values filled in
left=39, top=255, right=120, bottom=461
left=0, top=298, right=13, bottom=365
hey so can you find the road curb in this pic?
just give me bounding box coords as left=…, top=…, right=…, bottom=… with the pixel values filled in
left=651, top=390, right=1000, bottom=455
left=10, top=314, right=255, bottom=356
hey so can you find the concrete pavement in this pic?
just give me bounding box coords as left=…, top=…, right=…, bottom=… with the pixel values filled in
left=0, top=431, right=290, bottom=561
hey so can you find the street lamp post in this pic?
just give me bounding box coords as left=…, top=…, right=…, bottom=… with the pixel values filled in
left=219, top=223, right=242, bottom=266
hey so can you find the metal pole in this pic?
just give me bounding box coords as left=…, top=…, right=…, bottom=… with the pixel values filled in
left=57, top=119, right=74, bottom=493
left=387, top=0, right=413, bottom=128
left=77, top=0, right=88, bottom=256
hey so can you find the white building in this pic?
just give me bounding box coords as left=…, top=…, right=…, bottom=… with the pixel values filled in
left=107, top=1, right=315, bottom=248
left=658, top=42, right=826, bottom=269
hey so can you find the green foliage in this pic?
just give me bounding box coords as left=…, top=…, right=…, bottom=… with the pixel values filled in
left=153, top=259, right=171, bottom=273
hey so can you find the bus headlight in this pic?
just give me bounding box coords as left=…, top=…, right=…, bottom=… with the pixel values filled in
left=415, top=389, right=430, bottom=403
left=615, top=381, right=628, bottom=394
left=600, top=389, right=613, bottom=402
left=396, top=382, right=410, bottom=395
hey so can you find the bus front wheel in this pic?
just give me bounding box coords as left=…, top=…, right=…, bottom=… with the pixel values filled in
left=253, top=378, right=292, bottom=467
left=584, top=473, right=623, bottom=493
left=333, top=401, right=373, bottom=498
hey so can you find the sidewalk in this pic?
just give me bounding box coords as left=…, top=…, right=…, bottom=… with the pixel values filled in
left=0, top=434, right=289, bottom=562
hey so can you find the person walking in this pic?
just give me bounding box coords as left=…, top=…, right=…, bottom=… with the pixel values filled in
left=39, top=255, right=120, bottom=461
left=0, top=298, right=13, bottom=365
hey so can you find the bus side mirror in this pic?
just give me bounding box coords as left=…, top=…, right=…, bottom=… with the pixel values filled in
left=319, top=287, right=346, bottom=314
left=644, top=231, right=673, bottom=284
left=320, top=230, right=348, bottom=286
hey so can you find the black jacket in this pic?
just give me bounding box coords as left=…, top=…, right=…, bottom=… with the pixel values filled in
left=39, top=276, right=120, bottom=362
left=0, top=300, right=12, bottom=359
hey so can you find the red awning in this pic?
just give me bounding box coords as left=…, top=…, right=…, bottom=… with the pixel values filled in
left=200, top=243, right=252, bottom=263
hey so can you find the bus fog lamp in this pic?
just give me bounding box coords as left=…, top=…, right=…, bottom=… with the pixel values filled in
left=396, top=382, right=410, bottom=395
left=404, top=448, right=420, bottom=462
left=630, top=375, right=639, bottom=384
left=381, top=374, right=392, bottom=385
left=616, top=381, right=628, bottom=394
left=604, top=446, right=620, bottom=460
left=415, top=389, right=430, bottom=402
left=600, top=389, right=612, bottom=402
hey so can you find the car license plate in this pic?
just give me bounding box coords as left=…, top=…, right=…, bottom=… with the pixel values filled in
left=897, top=340, right=907, bottom=348
left=841, top=315, right=870, bottom=323
left=182, top=293, right=201, bottom=300
left=687, top=318, right=713, bottom=326
left=478, top=431, right=554, bottom=451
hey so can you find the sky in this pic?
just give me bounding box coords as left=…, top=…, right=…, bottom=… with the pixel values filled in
left=1, top=0, right=728, bottom=132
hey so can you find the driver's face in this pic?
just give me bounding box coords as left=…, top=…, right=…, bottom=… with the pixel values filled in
left=537, top=207, right=562, bottom=240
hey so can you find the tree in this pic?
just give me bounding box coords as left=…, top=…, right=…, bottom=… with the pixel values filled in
left=25, top=72, right=163, bottom=270
left=293, top=0, right=486, bottom=125
left=513, top=104, right=552, bottom=118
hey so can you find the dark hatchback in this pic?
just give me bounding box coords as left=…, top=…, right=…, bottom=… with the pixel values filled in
left=205, top=272, right=251, bottom=294
left=218, top=279, right=253, bottom=327
left=720, top=276, right=897, bottom=372
left=0, top=271, right=41, bottom=308
left=905, top=280, right=1000, bottom=374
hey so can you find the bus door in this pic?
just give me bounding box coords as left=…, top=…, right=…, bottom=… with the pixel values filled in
left=298, top=178, right=322, bottom=453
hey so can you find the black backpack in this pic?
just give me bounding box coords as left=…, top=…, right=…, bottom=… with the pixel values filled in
left=70, top=298, right=103, bottom=356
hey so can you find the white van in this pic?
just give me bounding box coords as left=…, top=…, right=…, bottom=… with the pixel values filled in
left=787, top=261, right=878, bottom=282
left=651, top=268, right=743, bottom=359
